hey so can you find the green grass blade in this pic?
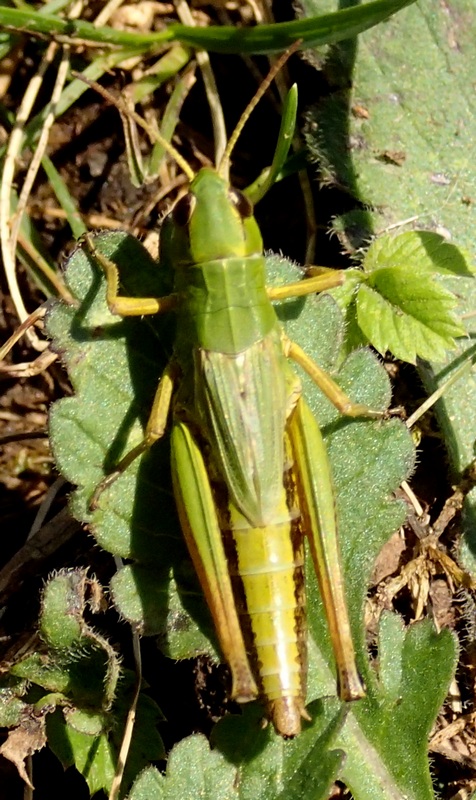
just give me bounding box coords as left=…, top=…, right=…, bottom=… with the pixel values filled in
left=245, top=84, right=297, bottom=204
left=41, top=155, right=87, bottom=239
left=170, top=0, right=417, bottom=53
left=0, top=0, right=416, bottom=54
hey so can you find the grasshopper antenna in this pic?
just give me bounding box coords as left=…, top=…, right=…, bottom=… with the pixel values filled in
left=218, top=40, right=302, bottom=181
left=71, top=72, right=196, bottom=182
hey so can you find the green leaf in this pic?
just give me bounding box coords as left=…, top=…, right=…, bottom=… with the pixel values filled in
left=111, top=563, right=217, bottom=658
left=45, top=240, right=431, bottom=795
left=304, top=0, right=476, bottom=257
left=128, top=766, right=164, bottom=799
left=40, top=570, right=88, bottom=649
left=46, top=679, right=164, bottom=796
left=335, top=614, right=457, bottom=800
left=359, top=233, right=470, bottom=363
left=0, top=1, right=416, bottom=54
left=212, top=702, right=346, bottom=800
left=9, top=571, right=119, bottom=710
left=11, top=649, right=110, bottom=707
left=0, top=677, right=29, bottom=728
left=47, top=709, right=115, bottom=796
left=128, top=709, right=344, bottom=800
left=128, top=736, right=237, bottom=800
left=4, top=568, right=164, bottom=792
left=327, top=231, right=468, bottom=364
left=363, top=231, right=474, bottom=279
left=357, top=277, right=460, bottom=363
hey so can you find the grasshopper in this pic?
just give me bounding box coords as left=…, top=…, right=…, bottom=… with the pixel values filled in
left=86, top=48, right=384, bottom=737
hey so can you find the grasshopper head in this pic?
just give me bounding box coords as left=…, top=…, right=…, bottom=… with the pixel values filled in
left=163, top=167, right=262, bottom=266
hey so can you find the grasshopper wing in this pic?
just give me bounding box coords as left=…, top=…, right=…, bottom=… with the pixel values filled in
left=195, top=329, right=293, bottom=527
left=171, top=418, right=258, bottom=702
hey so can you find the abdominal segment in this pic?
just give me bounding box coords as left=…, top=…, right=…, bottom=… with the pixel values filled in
left=224, top=479, right=308, bottom=738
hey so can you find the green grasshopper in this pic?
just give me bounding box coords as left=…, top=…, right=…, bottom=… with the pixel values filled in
left=86, top=48, right=384, bottom=737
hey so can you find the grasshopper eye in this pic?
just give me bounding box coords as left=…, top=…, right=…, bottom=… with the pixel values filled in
left=173, top=193, right=196, bottom=226
left=229, top=188, right=253, bottom=219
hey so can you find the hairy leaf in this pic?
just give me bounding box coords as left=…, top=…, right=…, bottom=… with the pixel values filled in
left=46, top=236, right=425, bottom=795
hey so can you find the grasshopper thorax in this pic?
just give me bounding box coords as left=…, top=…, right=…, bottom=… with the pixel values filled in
left=162, top=168, right=263, bottom=267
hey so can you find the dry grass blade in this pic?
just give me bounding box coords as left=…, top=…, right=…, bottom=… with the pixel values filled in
left=108, top=625, right=142, bottom=800
left=0, top=40, right=59, bottom=348
left=0, top=508, right=80, bottom=606
left=10, top=50, right=70, bottom=261
left=71, top=71, right=195, bottom=180
left=0, top=305, right=47, bottom=362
